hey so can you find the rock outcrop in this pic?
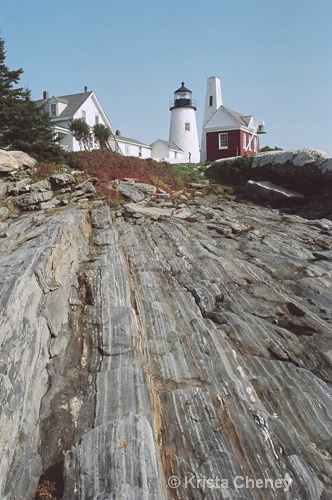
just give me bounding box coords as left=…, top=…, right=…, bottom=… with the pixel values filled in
left=246, top=180, right=305, bottom=201
left=0, top=150, right=332, bottom=500
left=0, top=150, right=37, bottom=172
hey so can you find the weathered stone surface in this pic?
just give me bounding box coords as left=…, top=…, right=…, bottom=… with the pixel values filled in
left=0, top=183, right=8, bottom=198
left=0, top=150, right=37, bottom=169
left=251, top=148, right=329, bottom=169
left=134, top=182, right=157, bottom=195
left=77, top=181, right=96, bottom=195
left=250, top=148, right=332, bottom=189
left=0, top=208, right=91, bottom=499
left=28, top=178, right=52, bottom=192
left=124, top=202, right=173, bottom=218
left=48, top=173, right=75, bottom=189
left=0, top=194, right=332, bottom=500
left=0, top=207, right=10, bottom=221
left=246, top=180, right=305, bottom=200
left=39, top=199, right=61, bottom=210
left=15, top=190, right=53, bottom=207
left=117, top=181, right=146, bottom=202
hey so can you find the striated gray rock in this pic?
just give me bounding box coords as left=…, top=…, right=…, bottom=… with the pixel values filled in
left=15, top=190, right=54, bottom=208
left=0, top=146, right=332, bottom=500
left=0, top=192, right=332, bottom=498
left=134, top=182, right=157, bottom=195
left=246, top=180, right=305, bottom=201
left=28, top=178, right=52, bottom=192
left=117, top=181, right=146, bottom=202
left=48, top=173, right=75, bottom=189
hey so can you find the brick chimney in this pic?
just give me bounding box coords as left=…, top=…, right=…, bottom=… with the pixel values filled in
left=43, top=91, right=49, bottom=100
left=116, top=130, right=121, bottom=136
left=84, top=86, right=88, bottom=93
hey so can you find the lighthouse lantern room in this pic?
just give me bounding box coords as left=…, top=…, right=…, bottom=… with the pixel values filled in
left=168, top=82, right=200, bottom=163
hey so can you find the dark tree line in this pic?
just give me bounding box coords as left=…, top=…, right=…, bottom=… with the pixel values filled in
left=0, top=37, right=64, bottom=162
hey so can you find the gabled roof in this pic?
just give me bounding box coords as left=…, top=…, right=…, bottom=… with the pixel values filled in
left=150, top=139, right=183, bottom=152
left=116, top=135, right=151, bottom=148
left=204, top=105, right=254, bottom=131
left=224, top=107, right=252, bottom=127
left=35, top=91, right=93, bottom=118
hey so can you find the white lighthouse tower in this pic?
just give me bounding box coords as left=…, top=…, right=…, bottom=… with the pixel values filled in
left=169, top=82, right=200, bottom=163
left=200, top=76, right=223, bottom=162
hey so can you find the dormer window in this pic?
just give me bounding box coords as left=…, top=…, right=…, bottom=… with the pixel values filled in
left=50, top=103, right=57, bottom=117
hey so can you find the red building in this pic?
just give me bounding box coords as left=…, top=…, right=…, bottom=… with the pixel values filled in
left=201, top=77, right=265, bottom=162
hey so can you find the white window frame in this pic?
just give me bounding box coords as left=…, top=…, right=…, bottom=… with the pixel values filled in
left=82, top=110, right=86, bottom=122
left=218, top=132, right=228, bottom=149
left=125, top=144, right=129, bottom=155
left=243, top=133, right=246, bottom=150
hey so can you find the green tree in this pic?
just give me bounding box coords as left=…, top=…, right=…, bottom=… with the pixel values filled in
left=93, top=123, right=112, bottom=149
left=0, top=37, right=64, bottom=162
left=260, top=146, right=283, bottom=152
left=69, top=118, right=91, bottom=150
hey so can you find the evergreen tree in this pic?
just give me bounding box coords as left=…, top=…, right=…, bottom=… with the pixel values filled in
left=0, top=37, right=64, bottom=162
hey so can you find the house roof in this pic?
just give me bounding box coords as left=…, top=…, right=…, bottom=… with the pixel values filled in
left=223, top=107, right=252, bottom=127
left=204, top=104, right=255, bottom=132
left=150, top=139, right=183, bottom=152
left=116, top=135, right=151, bottom=148
left=35, top=91, right=93, bottom=119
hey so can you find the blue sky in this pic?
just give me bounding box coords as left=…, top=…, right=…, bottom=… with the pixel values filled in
left=1, top=0, right=331, bottom=155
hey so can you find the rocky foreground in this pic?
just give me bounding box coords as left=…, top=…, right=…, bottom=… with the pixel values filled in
left=0, top=151, right=332, bottom=499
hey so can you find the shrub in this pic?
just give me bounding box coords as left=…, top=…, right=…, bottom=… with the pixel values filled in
left=172, top=162, right=207, bottom=184
left=35, top=479, right=57, bottom=500
left=206, top=155, right=254, bottom=186
left=33, top=162, right=58, bottom=179
left=65, top=150, right=184, bottom=198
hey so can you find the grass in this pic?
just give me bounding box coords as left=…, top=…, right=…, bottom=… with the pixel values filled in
left=172, top=162, right=208, bottom=185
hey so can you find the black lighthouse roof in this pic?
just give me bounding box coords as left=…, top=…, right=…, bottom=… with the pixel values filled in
left=174, top=82, right=191, bottom=93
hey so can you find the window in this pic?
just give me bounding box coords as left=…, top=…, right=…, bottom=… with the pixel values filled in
left=174, top=151, right=177, bottom=159
left=219, top=132, right=228, bottom=149
left=50, top=103, right=57, bottom=117
left=89, top=136, right=94, bottom=150
left=125, top=144, right=129, bottom=155
left=82, top=110, right=86, bottom=121
left=185, top=122, right=190, bottom=131
left=209, top=96, right=213, bottom=107
left=243, top=133, right=246, bottom=150
left=138, top=147, right=142, bottom=157
left=95, top=114, right=99, bottom=125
